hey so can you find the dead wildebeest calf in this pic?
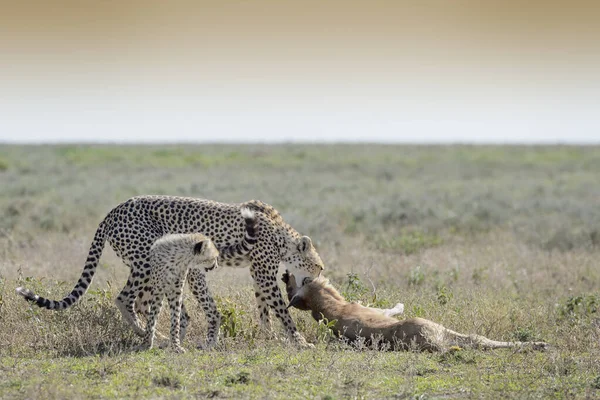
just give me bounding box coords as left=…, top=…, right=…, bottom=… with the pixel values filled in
left=282, top=272, right=548, bottom=351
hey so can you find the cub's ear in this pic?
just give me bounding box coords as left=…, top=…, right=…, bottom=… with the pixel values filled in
left=297, top=236, right=312, bottom=254
left=193, top=241, right=205, bottom=255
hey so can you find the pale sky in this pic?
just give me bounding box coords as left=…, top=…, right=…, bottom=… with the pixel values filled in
left=1, top=1, right=598, bottom=144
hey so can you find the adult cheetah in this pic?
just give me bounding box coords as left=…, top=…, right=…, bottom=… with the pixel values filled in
left=144, top=208, right=258, bottom=352
left=16, top=196, right=324, bottom=347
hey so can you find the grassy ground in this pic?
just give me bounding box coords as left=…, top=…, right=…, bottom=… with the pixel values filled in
left=0, top=144, right=599, bottom=399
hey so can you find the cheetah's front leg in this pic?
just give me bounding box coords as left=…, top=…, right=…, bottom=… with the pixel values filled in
left=252, top=281, right=278, bottom=339
left=187, top=269, right=221, bottom=349
left=250, top=263, right=313, bottom=348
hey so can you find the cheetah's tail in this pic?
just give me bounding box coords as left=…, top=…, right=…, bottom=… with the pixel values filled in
left=240, top=207, right=258, bottom=249
left=219, top=207, right=257, bottom=261
left=16, top=217, right=109, bottom=310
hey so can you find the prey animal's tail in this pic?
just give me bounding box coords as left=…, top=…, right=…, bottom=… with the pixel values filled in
left=16, top=216, right=110, bottom=310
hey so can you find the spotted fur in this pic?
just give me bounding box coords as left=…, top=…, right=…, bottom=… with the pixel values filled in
left=143, top=209, right=257, bottom=352
left=16, top=196, right=323, bottom=347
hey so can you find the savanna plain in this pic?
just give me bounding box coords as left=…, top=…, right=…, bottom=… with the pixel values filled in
left=0, top=144, right=599, bottom=399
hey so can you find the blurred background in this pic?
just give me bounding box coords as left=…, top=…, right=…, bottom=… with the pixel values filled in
left=1, top=0, right=598, bottom=144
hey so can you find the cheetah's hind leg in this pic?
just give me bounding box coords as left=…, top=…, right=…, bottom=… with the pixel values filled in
left=135, top=292, right=170, bottom=342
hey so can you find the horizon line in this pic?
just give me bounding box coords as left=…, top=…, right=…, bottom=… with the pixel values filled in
left=1, top=140, right=599, bottom=146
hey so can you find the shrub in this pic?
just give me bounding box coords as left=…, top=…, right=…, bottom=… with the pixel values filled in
left=557, top=294, right=599, bottom=323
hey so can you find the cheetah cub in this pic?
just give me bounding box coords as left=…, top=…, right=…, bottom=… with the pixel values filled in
left=144, top=209, right=257, bottom=353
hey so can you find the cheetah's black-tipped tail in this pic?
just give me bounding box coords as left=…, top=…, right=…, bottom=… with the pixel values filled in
left=15, top=217, right=110, bottom=310
left=219, top=208, right=257, bottom=261
left=240, top=207, right=258, bottom=250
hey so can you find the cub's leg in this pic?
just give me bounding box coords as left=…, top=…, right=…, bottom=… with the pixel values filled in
left=179, top=302, right=191, bottom=344
left=143, top=271, right=167, bottom=350
left=166, top=272, right=188, bottom=353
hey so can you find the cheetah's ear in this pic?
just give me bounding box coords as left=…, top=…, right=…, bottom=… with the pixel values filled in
left=193, top=241, right=204, bottom=255
left=298, top=236, right=312, bottom=254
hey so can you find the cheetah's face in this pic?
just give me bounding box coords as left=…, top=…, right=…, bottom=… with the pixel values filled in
left=193, top=239, right=220, bottom=270
left=282, top=236, right=324, bottom=285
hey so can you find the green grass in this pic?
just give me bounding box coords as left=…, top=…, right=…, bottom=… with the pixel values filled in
left=377, top=229, right=443, bottom=255
left=1, top=144, right=600, bottom=399
left=2, top=346, right=598, bottom=399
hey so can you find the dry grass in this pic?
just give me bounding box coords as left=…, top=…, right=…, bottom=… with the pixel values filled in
left=0, top=144, right=599, bottom=399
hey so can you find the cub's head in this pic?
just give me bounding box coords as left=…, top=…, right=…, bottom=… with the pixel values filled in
left=282, top=236, right=324, bottom=284
left=192, top=236, right=220, bottom=271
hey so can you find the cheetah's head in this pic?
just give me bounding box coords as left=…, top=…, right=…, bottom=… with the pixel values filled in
left=282, top=236, right=324, bottom=285
left=193, top=238, right=220, bottom=271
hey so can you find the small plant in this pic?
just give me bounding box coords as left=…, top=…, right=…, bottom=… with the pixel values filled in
left=591, top=376, right=600, bottom=390
left=437, top=348, right=477, bottom=365
left=219, top=298, right=247, bottom=338
left=436, top=285, right=453, bottom=306
left=411, top=304, right=425, bottom=318
left=316, top=316, right=337, bottom=343
left=342, top=272, right=369, bottom=302
left=17, top=275, right=46, bottom=292
left=153, top=373, right=183, bottom=389
left=408, top=266, right=425, bottom=287
left=225, top=371, right=251, bottom=386
left=512, top=327, right=536, bottom=342
left=87, top=287, right=113, bottom=303
left=557, top=294, right=599, bottom=323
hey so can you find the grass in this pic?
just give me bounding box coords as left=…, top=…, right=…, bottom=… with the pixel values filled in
left=377, top=229, right=443, bottom=255
left=2, top=345, right=597, bottom=399
left=0, top=144, right=599, bottom=399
